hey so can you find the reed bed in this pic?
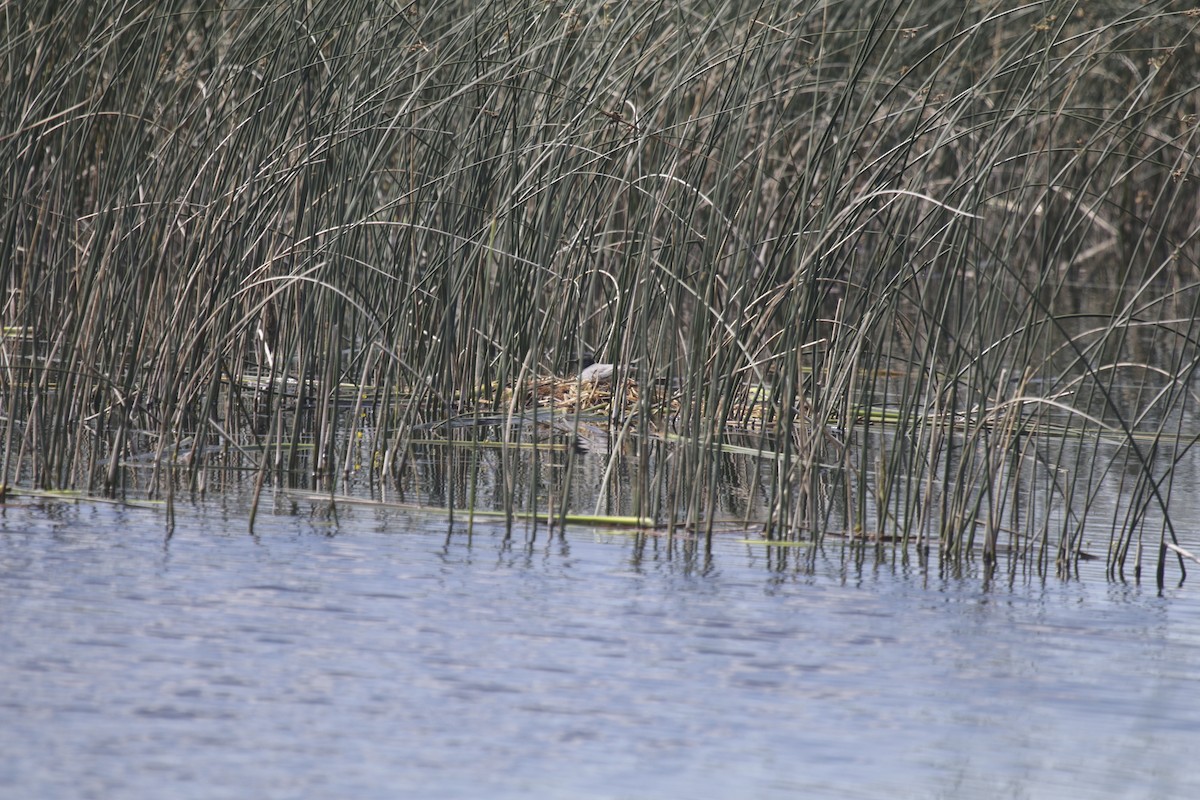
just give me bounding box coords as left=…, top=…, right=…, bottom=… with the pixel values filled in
left=2, top=0, right=1198, bottom=586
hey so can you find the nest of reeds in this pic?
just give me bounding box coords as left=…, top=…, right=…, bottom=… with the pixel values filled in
left=480, top=373, right=809, bottom=432
left=485, top=375, right=681, bottom=419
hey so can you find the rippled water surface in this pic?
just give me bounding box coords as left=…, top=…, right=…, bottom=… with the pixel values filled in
left=2, top=495, right=1198, bottom=799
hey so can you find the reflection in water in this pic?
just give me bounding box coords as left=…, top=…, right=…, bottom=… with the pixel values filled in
left=2, top=496, right=1199, bottom=799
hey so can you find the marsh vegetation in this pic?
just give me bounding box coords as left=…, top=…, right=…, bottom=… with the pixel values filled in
left=3, top=0, right=1199, bottom=585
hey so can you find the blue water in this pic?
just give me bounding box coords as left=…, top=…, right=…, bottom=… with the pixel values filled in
left=2, top=495, right=1198, bottom=799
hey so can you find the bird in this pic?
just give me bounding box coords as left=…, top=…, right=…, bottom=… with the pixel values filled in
left=579, top=361, right=615, bottom=385
left=573, top=353, right=615, bottom=385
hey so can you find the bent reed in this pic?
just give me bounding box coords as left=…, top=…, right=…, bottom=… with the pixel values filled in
left=3, top=0, right=1198, bottom=586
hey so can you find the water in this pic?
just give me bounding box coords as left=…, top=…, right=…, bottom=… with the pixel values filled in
left=2, top=495, right=1198, bottom=799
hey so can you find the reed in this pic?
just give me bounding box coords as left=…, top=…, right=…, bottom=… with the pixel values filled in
left=2, top=0, right=1198, bottom=586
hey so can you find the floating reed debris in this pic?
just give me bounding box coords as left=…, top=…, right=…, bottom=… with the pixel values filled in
left=2, top=0, right=1199, bottom=587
